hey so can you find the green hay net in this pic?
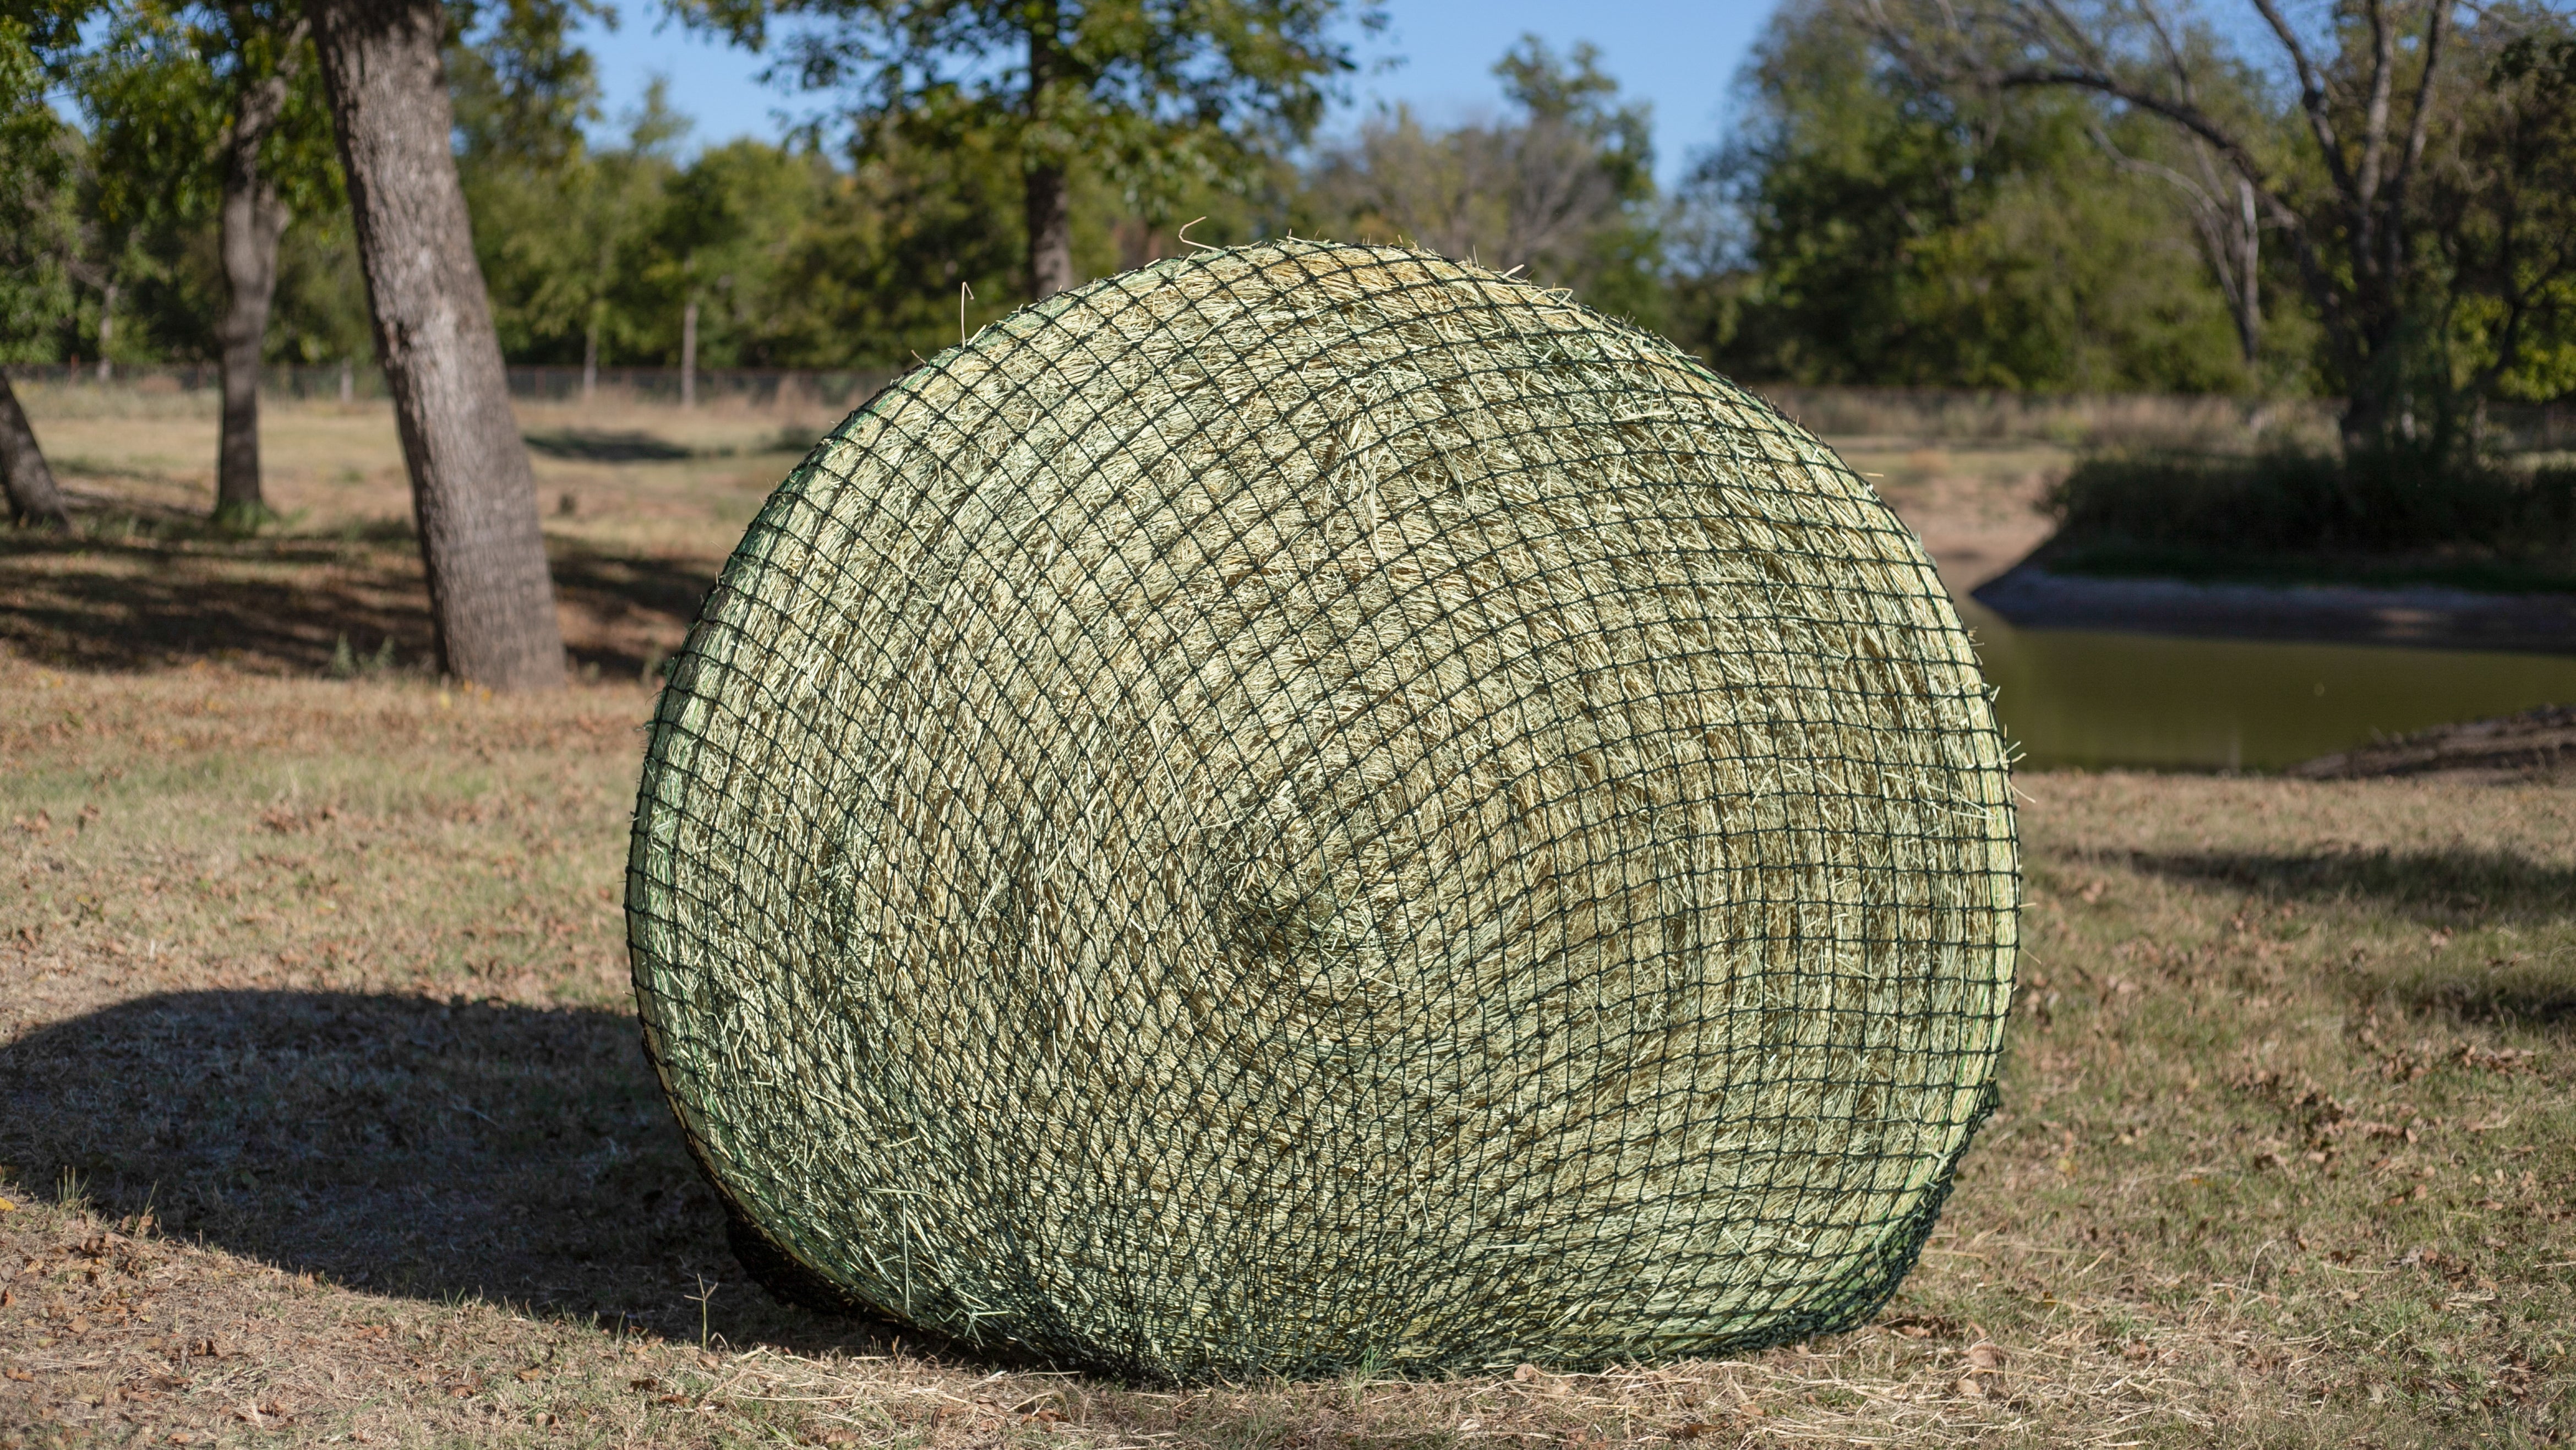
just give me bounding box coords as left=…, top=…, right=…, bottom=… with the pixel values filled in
left=627, top=240, right=2018, bottom=1380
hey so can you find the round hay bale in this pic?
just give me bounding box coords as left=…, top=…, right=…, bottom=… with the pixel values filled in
left=627, top=240, right=2018, bottom=1380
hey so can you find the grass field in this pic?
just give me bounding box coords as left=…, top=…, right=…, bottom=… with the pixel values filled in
left=2, top=390, right=2572, bottom=1447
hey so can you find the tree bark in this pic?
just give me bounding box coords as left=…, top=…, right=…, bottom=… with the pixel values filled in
left=0, top=374, right=72, bottom=528
left=1022, top=0, right=1073, bottom=301
left=680, top=298, right=698, bottom=407
left=96, top=279, right=114, bottom=381
left=1025, top=163, right=1073, bottom=301
left=214, top=34, right=305, bottom=522
left=215, top=176, right=291, bottom=520
left=304, top=0, right=564, bottom=690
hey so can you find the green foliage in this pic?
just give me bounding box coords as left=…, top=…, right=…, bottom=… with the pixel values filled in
left=460, top=63, right=661, bottom=366
left=2427, top=12, right=2576, bottom=408
left=1304, top=36, right=1666, bottom=328
left=750, top=126, right=1027, bottom=365
left=2048, top=449, right=2576, bottom=568
left=445, top=0, right=611, bottom=168
left=1687, top=0, right=2260, bottom=394
left=0, top=18, right=81, bottom=363
left=69, top=0, right=343, bottom=356
left=26, top=0, right=2553, bottom=433
left=681, top=0, right=1375, bottom=300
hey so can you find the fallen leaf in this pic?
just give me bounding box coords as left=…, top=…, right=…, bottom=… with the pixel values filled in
left=516, top=1367, right=544, bottom=1382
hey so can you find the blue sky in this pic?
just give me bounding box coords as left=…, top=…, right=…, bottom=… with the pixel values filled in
left=576, top=1, right=1781, bottom=187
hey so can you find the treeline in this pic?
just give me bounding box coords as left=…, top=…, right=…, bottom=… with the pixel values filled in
left=10, top=0, right=2575, bottom=417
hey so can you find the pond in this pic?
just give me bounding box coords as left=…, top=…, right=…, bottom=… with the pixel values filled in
left=1955, top=598, right=2576, bottom=772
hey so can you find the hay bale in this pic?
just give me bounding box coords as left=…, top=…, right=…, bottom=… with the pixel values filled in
left=627, top=241, right=2017, bottom=1380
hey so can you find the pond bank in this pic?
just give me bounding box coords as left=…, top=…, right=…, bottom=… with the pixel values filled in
left=2287, top=703, right=2576, bottom=781
left=1972, top=563, right=2576, bottom=656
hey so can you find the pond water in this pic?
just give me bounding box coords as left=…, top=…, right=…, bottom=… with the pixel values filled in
left=1955, top=598, right=2576, bottom=772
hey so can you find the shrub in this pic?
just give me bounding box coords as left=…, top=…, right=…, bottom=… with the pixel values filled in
left=2047, top=448, right=2576, bottom=559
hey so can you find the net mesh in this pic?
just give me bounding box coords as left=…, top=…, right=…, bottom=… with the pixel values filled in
left=626, top=240, right=2018, bottom=1381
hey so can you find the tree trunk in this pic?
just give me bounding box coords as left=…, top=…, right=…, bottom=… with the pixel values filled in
left=680, top=298, right=697, bottom=408
left=214, top=23, right=305, bottom=523
left=581, top=315, right=597, bottom=404
left=1024, top=163, right=1073, bottom=301
left=216, top=174, right=292, bottom=521
left=96, top=280, right=114, bottom=381
left=304, top=0, right=563, bottom=690
left=1022, top=0, right=1073, bottom=301
left=2229, top=177, right=2261, bottom=370
left=0, top=374, right=72, bottom=528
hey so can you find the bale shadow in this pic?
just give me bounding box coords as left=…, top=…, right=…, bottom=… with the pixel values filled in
left=0, top=990, right=896, bottom=1352
left=523, top=429, right=697, bottom=463
left=2125, top=846, right=2576, bottom=926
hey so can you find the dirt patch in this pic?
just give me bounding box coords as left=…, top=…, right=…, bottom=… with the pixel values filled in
left=2290, top=704, right=2576, bottom=782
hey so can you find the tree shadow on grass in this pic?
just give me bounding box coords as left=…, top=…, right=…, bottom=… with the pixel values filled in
left=0, top=530, right=718, bottom=680
left=2123, top=846, right=2576, bottom=1022
left=2126, top=846, right=2576, bottom=925
left=0, top=990, right=897, bottom=1354
left=523, top=429, right=697, bottom=463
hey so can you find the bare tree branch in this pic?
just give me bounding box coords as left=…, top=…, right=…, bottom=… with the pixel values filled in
left=2248, top=0, right=2359, bottom=203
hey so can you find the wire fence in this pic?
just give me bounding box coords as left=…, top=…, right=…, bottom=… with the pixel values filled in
left=8, top=362, right=2570, bottom=451
left=2, top=362, right=899, bottom=412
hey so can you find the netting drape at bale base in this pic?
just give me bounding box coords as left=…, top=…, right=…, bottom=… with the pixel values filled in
left=626, top=239, right=2019, bottom=1381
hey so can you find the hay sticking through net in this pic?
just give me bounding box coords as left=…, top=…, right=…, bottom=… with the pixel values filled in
left=627, top=240, right=2018, bottom=1381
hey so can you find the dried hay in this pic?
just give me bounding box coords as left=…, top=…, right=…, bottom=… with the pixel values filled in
left=626, top=241, right=2018, bottom=1380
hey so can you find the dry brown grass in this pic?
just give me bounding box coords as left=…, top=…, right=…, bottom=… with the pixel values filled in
left=1755, top=388, right=2340, bottom=457
left=2, top=389, right=2572, bottom=1446
left=0, top=383, right=837, bottom=680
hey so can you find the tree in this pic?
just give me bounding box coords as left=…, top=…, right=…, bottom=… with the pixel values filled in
left=77, top=0, right=340, bottom=524
left=1307, top=37, right=1665, bottom=324
left=754, top=118, right=1028, bottom=364
left=1, top=17, right=75, bottom=527
left=304, top=0, right=564, bottom=688
left=627, top=137, right=834, bottom=375
left=2425, top=20, right=2576, bottom=411
left=687, top=0, right=1376, bottom=302
left=1689, top=0, right=2255, bottom=393
left=1866, top=0, right=2576, bottom=454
